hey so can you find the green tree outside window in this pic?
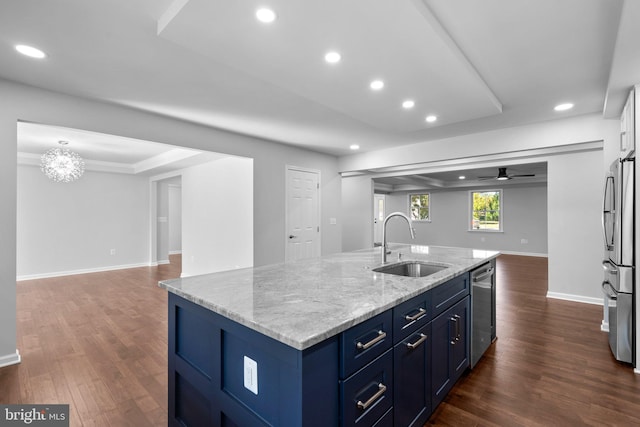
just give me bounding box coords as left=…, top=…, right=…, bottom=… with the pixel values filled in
left=471, top=190, right=501, bottom=230
left=410, top=193, right=430, bottom=221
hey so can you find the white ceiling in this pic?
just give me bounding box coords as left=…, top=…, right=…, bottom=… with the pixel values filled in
left=2, top=0, right=639, bottom=159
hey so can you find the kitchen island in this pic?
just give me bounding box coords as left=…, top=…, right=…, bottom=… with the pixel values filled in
left=160, top=244, right=499, bottom=427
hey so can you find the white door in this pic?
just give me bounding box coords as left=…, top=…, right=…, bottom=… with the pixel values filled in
left=373, top=194, right=385, bottom=245
left=286, top=167, right=320, bottom=262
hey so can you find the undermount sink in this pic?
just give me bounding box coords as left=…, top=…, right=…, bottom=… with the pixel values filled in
left=373, top=261, right=448, bottom=278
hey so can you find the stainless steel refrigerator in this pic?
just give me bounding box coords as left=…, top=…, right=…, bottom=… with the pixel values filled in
left=602, top=156, right=635, bottom=363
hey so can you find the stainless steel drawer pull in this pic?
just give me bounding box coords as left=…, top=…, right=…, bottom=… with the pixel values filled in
left=450, top=315, right=461, bottom=345
left=405, top=308, right=426, bottom=322
left=406, top=333, right=428, bottom=350
left=356, top=330, right=386, bottom=350
left=356, top=383, right=387, bottom=410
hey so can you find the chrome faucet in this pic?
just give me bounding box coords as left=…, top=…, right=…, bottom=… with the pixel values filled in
left=381, top=212, right=416, bottom=263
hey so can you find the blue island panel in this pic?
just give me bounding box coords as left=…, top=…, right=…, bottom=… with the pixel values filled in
left=168, top=293, right=339, bottom=427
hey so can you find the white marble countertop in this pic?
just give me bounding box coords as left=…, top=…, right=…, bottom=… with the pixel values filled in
left=159, top=244, right=499, bottom=350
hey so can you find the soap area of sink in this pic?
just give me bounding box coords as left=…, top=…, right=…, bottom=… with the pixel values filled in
left=373, top=260, right=448, bottom=278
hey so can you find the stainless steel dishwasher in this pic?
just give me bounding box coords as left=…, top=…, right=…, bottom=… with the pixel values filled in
left=470, top=260, right=496, bottom=368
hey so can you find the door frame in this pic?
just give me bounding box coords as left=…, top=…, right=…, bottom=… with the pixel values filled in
left=285, top=165, right=321, bottom=262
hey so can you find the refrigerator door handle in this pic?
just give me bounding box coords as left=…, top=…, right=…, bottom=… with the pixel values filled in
left=602, top=260, right=618, bottom=274
left=602, top=175, right=615, bottom=251
left=602, top=281, right=617, bottom=300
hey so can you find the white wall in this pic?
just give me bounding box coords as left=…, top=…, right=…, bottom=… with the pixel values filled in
left=341, top=175, right=373, bottom=252
left=384, top=184, right=548, bottom=255
left=0, top=78, right=342, bottom=366
left=16, top=165, right=149, bottom=279
left=181, top=157, right=253, bottom=276
left=547, top=150, right=604, bottom=302
left=168, top=184, right=182, bottom=254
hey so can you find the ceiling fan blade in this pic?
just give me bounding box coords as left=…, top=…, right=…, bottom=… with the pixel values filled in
left=510, top=174, right=535, bottom=177
left=477, top=176, right=496, bottom=180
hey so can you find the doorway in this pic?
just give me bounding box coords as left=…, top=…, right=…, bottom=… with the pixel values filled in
left=374, top=194, right=386, bottom=246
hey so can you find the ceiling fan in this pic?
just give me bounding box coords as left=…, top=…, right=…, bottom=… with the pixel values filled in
left=477, top=167, right=535, bottom=181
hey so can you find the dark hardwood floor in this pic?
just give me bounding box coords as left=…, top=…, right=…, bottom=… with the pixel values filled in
left=0, top=255, right=181, bottom=426
left=1, top=254, right=639, bottom=426
left=427, top=255, right=640, bottom=426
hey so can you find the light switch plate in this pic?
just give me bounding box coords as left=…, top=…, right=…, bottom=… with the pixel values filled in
left=243, top=356, right=258, bottom=395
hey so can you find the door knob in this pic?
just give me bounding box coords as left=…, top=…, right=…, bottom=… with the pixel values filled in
left=289, top=235, right=297, bottom=239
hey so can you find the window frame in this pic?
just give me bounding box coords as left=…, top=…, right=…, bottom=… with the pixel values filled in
left=408, top=192, right=431, bottom=222
left=469, top=189, right=503, bottom=232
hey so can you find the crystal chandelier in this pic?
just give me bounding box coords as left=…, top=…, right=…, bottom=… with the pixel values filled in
left=40, top=141, right=85, bottom=183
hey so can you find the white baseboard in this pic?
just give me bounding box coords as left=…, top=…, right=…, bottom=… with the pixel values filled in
left=546, top=291, right=603, bottom=305
left=16, top=262, right=153, bottom=281
left=169, top=250, right=182, bottom=255
left=499, top=251, right=548, bottom=257
left=157, top=259, right=170, bottom=265
left=601, top=321, right=609, bottom=332
left=0, top=350, right=21, bottom=368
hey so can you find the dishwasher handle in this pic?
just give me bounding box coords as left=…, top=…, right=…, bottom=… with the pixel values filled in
left=472, top=267, right=494, bottom=283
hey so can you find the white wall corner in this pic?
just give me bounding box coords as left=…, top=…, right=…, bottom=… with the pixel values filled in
left=0, top=350, right=21, bottom=368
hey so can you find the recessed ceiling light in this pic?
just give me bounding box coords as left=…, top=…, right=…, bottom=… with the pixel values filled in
left=370, top=80, right=384, bottom=91
left=324, top=51, right=341, bottom=64
left=256, top=8, right=276, bottom=23
left=459, top=176, right=466, bottom=180
left=402, top=100, right=415, bottom=109
left=425, top=115, right=437, bottom=123
left=554, top=103, right=574, bottom=111
left=15, top=44, right=46, bottom=59
left=350, top=144, right=360, bottom=150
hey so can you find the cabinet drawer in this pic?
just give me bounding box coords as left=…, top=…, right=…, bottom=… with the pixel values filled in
left=340, top=310, right=393, bottom=378
left=393, top=291, right=431, bottom=343
left=340, top=350, right=393, bottom=427
left=431, top=273, right=469, bottom=317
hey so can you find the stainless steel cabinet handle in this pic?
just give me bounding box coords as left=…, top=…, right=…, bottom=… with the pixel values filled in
left=406, top=333, right=428, bottom=350
left=405, top=308, right=426, bottom=322
left=450, top=314, right=461, bottom=345
left=473, top=268, right=494, bottom=282
left=356, top=383, right=387, bottom=410
left=356, top=330, right=386, bottom=350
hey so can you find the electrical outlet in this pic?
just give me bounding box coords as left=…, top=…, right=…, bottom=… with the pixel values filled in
left=243, top=356, right=258, bottom=395
left=110, top=249, right=116, bottom=255
left=521, top=238, right=529, bottom=244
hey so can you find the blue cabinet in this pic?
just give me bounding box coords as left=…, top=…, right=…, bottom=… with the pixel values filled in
left=167, top=272, right=472, bottom=427
left=431, top=296, right=470, bottom=409
left=168, top=294, right=339, bottom=426
left=393, top=324, right=431, bottom=427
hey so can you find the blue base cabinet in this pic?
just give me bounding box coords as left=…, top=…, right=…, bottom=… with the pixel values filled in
left=168, top=294, right=339, bottom=426
left=431, top=296, right=470, bottom=410
left=393, top=324, right=431, bottom=427
left=167, top=272, right=472, bottom=426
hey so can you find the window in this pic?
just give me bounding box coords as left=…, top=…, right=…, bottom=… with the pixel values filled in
left=470, top=190, right=502, bottom=231
left=409, top=193, right=430, bottom=221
